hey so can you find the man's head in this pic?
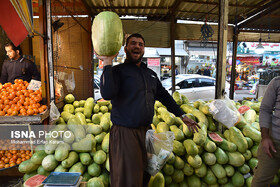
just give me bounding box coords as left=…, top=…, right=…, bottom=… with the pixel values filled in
left=5, top=42, right=22, bottom=60
left=124, top=33, right=145, bottom=64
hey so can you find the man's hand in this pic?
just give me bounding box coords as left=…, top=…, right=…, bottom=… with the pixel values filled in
left=261, top=137, right=276, bottom=158
left=94, top=51, right=118, bottom=66
left=181, top=116, right=200, bottom=133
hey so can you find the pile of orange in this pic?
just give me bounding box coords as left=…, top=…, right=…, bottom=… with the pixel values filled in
left=0, top=79, right=47, bottom=116
left=0, top=139, right=32, bottom=169
left=0, top=150, right=32, bottom=169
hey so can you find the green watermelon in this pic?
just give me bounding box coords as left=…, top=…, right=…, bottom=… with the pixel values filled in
left=87, top=177, right=105, bottom=187
left=64, top=94, right=75, bottom=104
left=92, top=11, right=123, bottom=56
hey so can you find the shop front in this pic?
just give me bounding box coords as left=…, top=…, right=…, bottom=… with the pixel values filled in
left=156, top=47, right=189, bottom=80
left=234, top=56, right=261, bottom=91
left=232, top=42, right=280, bottom=94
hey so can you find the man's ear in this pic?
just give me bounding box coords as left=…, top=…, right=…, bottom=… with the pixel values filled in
left=16, top=50, right=20, bottom=55
left=124, top=46, right=127, bottom=53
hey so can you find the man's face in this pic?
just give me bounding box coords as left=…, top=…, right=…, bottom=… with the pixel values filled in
left=5, top=46, right=19, bottom=60
left=125, top=37, right=145, bottom=64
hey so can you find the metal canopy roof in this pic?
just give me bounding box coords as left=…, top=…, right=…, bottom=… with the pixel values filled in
left=42, top=0, right=280, bottom=32
left=32, top=0, right=280, bottom=44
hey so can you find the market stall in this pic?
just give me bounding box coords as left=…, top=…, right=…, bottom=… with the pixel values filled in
left=0, top=80, right=49, bottom=186
left=18, top=92, right=279, bottom=187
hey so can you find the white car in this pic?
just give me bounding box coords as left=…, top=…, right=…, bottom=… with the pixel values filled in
left=94, top=75, right=102, bottom=101
left=161, top=74, right=232, bottom=101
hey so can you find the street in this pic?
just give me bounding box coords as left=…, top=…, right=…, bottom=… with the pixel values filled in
left=234, top=90, right=257, bottom=102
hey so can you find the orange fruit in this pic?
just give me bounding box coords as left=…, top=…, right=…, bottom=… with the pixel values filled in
left=3, top=108, right=8, bottom=114
left=8, top=100, right=13, bottom=105
left=10, top=163, right=16, bottom=167
left=24, top=92, right=29, bottom=97
left=26, top=108, right=34, bottom=116
left=11, top=110, right=18, bottom=116
left=7, top=108, right=13, bottom=115
left=33, top=108, right=39, bottom=115
left=41, top=105, right=47, bottom=110
left=34, top=96, right=41, bottom=103
left=19, top=108, right=26, bottom=114
left=38, top=107, right=44, bottom=113
left=16, top=86, right=21, bottom=91
left=29, top=100, right=36, bottom=105
left=31, top=104, right=37, bottom=109
left=4, top=158, right=9, bottom=164
left=3, top=99, right=9, bottom=105
left=23, top=101, right=30, bottom=106
left=3, top=83, right=12, bottom=88
left=4, top=164, right=9, bottom=168
left=13, top=97, right=19, bottom=103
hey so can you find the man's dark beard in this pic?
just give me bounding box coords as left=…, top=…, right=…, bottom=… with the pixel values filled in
left=126, top=51, right=143, bottom=64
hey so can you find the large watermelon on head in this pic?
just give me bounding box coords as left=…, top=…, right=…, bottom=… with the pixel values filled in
left=92, top=11, right=123, bottom=56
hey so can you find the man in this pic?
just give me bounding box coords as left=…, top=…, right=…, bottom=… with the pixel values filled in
left=0, top=42, right=41, bottom=84
left=175, top=65, right=179, bottom=75
left=96, top=33, right=199, bottom=187
left=203, top=66, right=211, bottom=76
left=252, top=76, right=280, bottom=186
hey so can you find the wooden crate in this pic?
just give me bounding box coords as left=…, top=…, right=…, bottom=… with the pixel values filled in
left=0, top=109, right=49, bottom=124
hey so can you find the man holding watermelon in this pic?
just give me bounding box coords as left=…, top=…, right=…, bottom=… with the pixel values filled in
left=252, top=77, right=280, bottom=186
left=96, top=33, right=199, bottom=187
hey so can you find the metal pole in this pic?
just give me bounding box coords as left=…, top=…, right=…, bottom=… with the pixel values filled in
left=38, top=0, right=49, bottom=105
left=170, top=15, right=176, bottom=93
left=230, top=29, right=238, bottom=99
left=46, top=0, right=55, bottom=102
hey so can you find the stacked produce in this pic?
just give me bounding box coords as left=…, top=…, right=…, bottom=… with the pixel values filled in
left=19, top=92, right=280, bottom=187
left=0, top=79, right=47, bottom=116
left=0, top=142, right=32, bottom=169
left=20, top=94, right=112, bottom=186
left=149, top=92, right=280, bottom=187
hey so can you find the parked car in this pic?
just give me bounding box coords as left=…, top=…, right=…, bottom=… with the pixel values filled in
left=161, top=74, right=233, bottom=101
left=94, top=75, right=102, bottom=101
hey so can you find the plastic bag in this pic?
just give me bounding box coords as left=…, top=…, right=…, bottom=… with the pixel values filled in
left=209, top=96, right=241, bottom=128
left=27, top=79, right=41, bottom=91
left=145, top=129, right=175, bottom=176
left=65, top=71, right=75, bottom=93
left=50, top=101, right=60, bottom=122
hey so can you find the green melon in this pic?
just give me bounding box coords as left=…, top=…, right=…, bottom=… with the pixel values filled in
left=64, top=94, right=75, bottom=104
left=92, top=11, right=123, bottom=56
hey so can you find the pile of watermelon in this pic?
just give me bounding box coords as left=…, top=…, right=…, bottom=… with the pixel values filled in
left=19, top=92, right=280, bottom=187
left=20, top=94, right=112, bottom=187
left=149, top=92, right=280, bottom=187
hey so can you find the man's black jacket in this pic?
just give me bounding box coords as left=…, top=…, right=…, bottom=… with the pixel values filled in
left=0, top=57, right=41, bottom=84
left=100, top=60, right=184, bottom=128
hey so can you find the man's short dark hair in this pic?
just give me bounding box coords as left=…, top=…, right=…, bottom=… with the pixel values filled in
left=125, top=33, right=145, bottom=46
left=5, top=42, right=22, bottom=56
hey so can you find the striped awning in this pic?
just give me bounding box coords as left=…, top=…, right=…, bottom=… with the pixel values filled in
left=10, top=0, right=34, bottom=35
left=0, top=0, right=33, bottom=46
